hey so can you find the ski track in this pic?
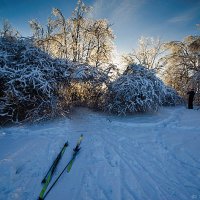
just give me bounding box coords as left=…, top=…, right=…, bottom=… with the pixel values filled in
left=0, top=106, right=200, bottom=200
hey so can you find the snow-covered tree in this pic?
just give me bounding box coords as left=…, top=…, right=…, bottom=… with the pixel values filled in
left=0, top=35, right=110, bottom=124
left=162, top=34, right=200, bottom=100
left=29, top=0, right=114, bottom=67
left=122, top=37, right=164, bottom=71
left=0, top=20, right=20, bottom=39
left=29, top=20, right=44, bottom=39
left=88, top=19, right=114, bottom=67
left=106, top=64, right=182, bottom=114
left=0, top=36, right=67, bottom=124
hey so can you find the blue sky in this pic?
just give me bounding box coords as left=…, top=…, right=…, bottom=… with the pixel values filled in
left=0, top=0, right=199, bottom=54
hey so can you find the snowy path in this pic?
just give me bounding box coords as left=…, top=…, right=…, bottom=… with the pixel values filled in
left=0, top=106, right=200, bottom=200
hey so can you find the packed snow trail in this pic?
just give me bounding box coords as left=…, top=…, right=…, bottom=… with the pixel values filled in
left=0, top=106, right=200, bottom=200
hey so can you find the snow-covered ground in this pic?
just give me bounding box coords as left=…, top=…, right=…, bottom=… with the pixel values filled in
left=0, top=106, right=200, bottom=200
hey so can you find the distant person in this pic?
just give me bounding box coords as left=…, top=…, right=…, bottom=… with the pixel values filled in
left=187, top=89, right=195, bottom=109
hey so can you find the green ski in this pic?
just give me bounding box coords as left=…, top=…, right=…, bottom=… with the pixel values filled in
left=38, top=142, right=68, bottom=200
left=67, top=134, right=83, bottom=172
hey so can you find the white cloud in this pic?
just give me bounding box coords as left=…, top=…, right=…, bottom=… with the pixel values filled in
left=168, top=3, right=200, bottom=24
left=89, top=0, right=146, bottom=25
left=168, top=14, right=194, bottom=23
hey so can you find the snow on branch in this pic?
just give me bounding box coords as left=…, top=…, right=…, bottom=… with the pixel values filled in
left=106, top=64, right=182, bottom=114
left=0, top=36, right=182, bottom=124
left=0, top=36, right=108, bottom=124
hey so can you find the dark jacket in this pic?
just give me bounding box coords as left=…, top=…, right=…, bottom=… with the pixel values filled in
left=187, top=90, right=195, bottom=109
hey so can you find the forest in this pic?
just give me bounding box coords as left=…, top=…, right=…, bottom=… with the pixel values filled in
left=0, top=0, right=199, bottom=125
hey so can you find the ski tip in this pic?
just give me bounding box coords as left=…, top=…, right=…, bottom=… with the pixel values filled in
left=41, top=179, right=46, bottom=184
left=73, top=146, right=81, bottom=152
left=65, top=141, right=69, bottom=147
